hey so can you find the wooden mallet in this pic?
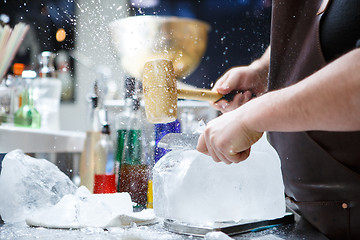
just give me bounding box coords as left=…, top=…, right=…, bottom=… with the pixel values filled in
left=142, top=59, right=238, bottom=123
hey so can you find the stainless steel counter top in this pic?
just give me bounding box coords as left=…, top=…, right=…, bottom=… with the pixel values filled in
left=0, top=214, right=329, bottom=240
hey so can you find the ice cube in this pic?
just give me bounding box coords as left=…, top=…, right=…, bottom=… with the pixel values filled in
left=153, top=135, right=285, bottom=224
left=26, top=186, right=134, bottom=228
left=0, top=149, right=77, bottom=223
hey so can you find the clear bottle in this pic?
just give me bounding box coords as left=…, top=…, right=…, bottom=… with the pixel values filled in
left=32, top=51, right=62, bottom=130
left=13, top=64, right=41, bottom=128
left=79, top=93, right=102, bottom=192
left=93, top=123, right=116, bottom=194
left=56, top=51, right=73, bottom=101
left=12, top=63, right=25, bottom=114
left=114, top=78, right=135, bottom=185
left=115, top=78, right=149, bottom=209
left=0, top=73, right=15, bottom=124
left=119, top=99, right=149, bottom=209
left=87, top=95, right=102, bottom=132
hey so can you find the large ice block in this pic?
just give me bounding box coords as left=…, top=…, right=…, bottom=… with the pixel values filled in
left=0, top=149, right=77, bottom=223
left=153, top=135, right=285, bottom=224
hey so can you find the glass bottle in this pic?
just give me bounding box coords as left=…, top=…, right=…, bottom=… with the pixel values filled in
left=154, top=119, right=181, bottom=163
left=32, top=51, right=62, bottom=130
left=56, top=50, right=73, bottom=101
left=115, top=78, right=149, bottom=209
left=79, top=92, right=102, bottom=192
left=13, top=64, right=41, bottom=128
left=12, top=63, right=25, bottom=114
left=0, top=73, right=15, bottom=124
left=93, top=123, right=116, bottom=194
left=119, top=98, right=149, bottom=209
left=114, top=77, right=135, bottom=188
left=87, top=95, right=102, bottom=132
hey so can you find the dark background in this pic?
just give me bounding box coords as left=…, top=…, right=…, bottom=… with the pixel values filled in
left=0, top=0, right=76, bottom=102
left=0, top=0, right=76, bottom=63
left=130, top=0, right=272, bottom=88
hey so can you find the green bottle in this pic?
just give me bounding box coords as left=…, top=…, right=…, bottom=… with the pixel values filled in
left=115, top=78, right=149, bottom=208
left=116, top=98, right=149, bottom=208
left=115, top=98, right=142, bottom=180
left=14, top=77, right=41, bottom=128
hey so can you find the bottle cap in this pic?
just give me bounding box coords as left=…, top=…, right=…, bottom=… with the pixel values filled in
left=101, top=123, right=111, bottom=135
left=91, top=96, right=98, bottom=109
left=39, top=51, right=56, bottom=78
left=13, top=63, right=25, bottom=76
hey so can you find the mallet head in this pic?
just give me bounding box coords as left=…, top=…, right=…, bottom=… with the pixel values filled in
left=143, top=59, right=178, bottom=123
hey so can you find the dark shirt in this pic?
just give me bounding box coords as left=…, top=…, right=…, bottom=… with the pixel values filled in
left=320, top=0, right=360, bottom=61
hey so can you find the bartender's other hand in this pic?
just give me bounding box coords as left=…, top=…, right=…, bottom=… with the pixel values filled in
left=196, top=109, right=263, bottom=164
left=211, top=65, right=267, bottom=113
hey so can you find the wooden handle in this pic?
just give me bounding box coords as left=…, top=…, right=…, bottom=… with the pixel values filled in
left=177, top=88, right=223, bottom=101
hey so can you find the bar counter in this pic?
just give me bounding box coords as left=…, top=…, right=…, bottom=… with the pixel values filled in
left=0, top=213, right=329, bottom=240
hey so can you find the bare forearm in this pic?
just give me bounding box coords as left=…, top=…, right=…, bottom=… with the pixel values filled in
left=243, top=48, right=360, bottom=132
left=249, top=47, right=270, bottom=83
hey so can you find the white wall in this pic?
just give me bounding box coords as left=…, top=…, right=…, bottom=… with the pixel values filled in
left=59, top=0, right=127, bottom=131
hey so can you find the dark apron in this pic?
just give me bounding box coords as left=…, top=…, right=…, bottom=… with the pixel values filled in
left=268, top=0, right=360, bottom=239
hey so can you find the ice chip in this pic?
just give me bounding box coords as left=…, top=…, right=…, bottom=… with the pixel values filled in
left=153, top=135, right=285, bottom=224
left=26, top=187, right=134, bottom=228
left=205, top=231, right=234, bottom=240
left=194, top=120, right=206, bottom=134
left=0, top=149, right=77, bottom=223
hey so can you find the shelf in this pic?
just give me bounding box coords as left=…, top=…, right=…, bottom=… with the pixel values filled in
left=0, top=125, right=85, bottom=153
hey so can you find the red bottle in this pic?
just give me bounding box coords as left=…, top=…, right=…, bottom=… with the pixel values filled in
left=93, top=123, right=116, bottom=194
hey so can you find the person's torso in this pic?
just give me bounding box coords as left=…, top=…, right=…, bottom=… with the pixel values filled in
left=320, top=0, right=360, bottom=62
left=268, top=0, right=360, bottom=238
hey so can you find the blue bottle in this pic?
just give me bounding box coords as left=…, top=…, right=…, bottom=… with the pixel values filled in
left=154, top=119, right=181, bottom=163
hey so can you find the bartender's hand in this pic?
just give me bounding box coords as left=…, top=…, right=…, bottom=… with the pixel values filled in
left=212, top=64, right=268, bottom=113
left=196, top=107, right=263, bottom=164
left=212, top=47, right=270, bottom=113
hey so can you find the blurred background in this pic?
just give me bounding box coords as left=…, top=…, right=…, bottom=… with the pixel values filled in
left=0, top=0, right=271, bottom=131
